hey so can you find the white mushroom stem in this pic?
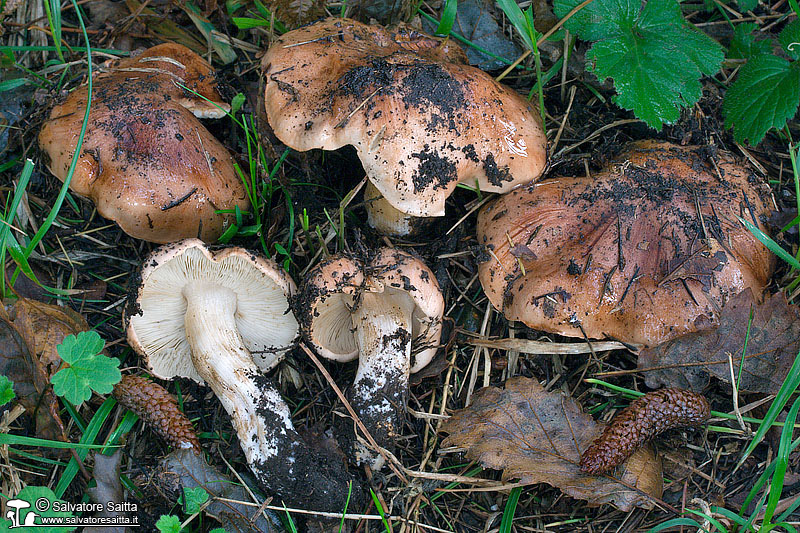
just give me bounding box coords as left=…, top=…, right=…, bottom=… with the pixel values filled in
left=364, top=182, right=421, bottom=237
left=182, top=281, right=295, bottom=465
left=350, top=290, right=416, bottom=464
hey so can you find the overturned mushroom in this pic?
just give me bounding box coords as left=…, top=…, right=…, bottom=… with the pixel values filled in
left=477, top=141, right=775, bottom=347
left=39, top=43, right=248, bottom=243
left=262, top=18, right=548, bottom=235
left=298, top=248, right=444, bottom=468
left=125, top=239, right=360, bottom=511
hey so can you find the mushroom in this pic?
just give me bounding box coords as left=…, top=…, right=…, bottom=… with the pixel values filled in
left=298, top=248, right=444, bottom=468
left=125, top=239, right=360, bottom=511
left=262, top=18, right=548, bottom=235
left=477, top=141, right=775, bottom=347
left=39, top=43, right=248, bottom=243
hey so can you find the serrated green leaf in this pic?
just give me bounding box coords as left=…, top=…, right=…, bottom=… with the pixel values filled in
left=728, top=23, right=773, bottom=59
left=51, top=365, right=93, bottom=405
left=156, top=515, right=182, bottom=533
left=0, top=375, right=14, bottom=406
left=52, top=332, right=120, bottom=405
left=779, top=19, right=800, bottom=60
left=557, top=0, right=723, bottom=129
left=0, top=486, right=77, bottom=532
left=181, top=487, right=209, bottom=515
left=554, top=0, right=639, bottom=41
left=56, top=331, right=104, bottom=364
left=724, top=55, right=800, bottom=145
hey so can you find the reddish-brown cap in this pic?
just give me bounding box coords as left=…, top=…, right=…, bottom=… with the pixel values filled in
left=108, top=43, right=231, bottom=118
left=262, top=18, right=548, bottom=218
left=477, top=141, right=775, bottom=347
left=39, top=45, right=248, bottom=243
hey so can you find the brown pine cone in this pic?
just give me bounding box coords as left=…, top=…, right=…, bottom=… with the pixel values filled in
left=112, top=374, right=201, bottom=451
left=580, top=388, right=710, bottom=475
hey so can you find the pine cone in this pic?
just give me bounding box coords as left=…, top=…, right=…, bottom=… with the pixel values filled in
left=113, top=374, right=201, bottom=451
left=580, top=388, right=710, bottom=475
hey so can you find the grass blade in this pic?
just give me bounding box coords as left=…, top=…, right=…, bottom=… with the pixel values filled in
left=436, top=0, right=458, bottom=36
left=736, top=349, right=800, bottom=471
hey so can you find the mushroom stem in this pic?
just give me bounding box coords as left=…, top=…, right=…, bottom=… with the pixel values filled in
left=350, top=291, right=415, bottom=466
left=182, top=281, right=295, bottom=465
left=364, top=181, right=429, bottom=237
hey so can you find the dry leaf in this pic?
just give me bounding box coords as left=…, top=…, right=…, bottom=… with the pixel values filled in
left=156, top=449, right=281, bottom=533
left=441, top=377, right=663, bottom=511
left=0, top=298, right=93, bottom=442
left=85, top=450, right=127, bottom=533
left=638, top=289, right=800, bottom=393
left=264, top=0, right=325, bottom=28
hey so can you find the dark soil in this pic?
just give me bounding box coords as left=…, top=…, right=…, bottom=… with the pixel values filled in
left=0, top=2, right=798, bottom=533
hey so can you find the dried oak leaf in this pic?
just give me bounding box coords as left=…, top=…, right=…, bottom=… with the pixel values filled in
left=441, top=377, right=663, bottom=511
left=85, top=449, right=126, bottom=533
left=0, top=298, right=90, bottom=442
left=263, top=0, right=325, bottom=28
left=638, top=289, right=800, bottom=393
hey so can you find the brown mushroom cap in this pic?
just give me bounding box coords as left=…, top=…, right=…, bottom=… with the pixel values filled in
left=110, top=43, right=231, bottom=119
left=39, top=45, right=248, bottom=243
left=477, top=141, right=775, bottom=347
left=262, top=18, right=548, bottom=218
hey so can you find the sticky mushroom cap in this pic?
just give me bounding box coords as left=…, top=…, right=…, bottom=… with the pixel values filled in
left=263, top=18, right=548, bottom=218
left=38, top=50, right=249, bottom=243
left=477, top=141, right=775, bottom=347
left=110, top=43, right=231, bottom=118
left=126, top=239, right=299, bottom=382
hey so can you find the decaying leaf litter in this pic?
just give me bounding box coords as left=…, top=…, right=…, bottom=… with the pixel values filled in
left=0, top=0, right=799, bottom=531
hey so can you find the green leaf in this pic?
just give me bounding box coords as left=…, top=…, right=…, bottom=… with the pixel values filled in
left=554, top=0, right=639, bottom=42
left=0, top=78, right=29, bottom=92
left=51, top=332, right=121, bottom=405
left=156, top=515, right=182, bottom=533
left=56, top=331, right=105, bottom=364
left=737, top=0, right=758, bottom=12
left=209, top=529, right=228, bottom=533
left=0, top=375, right=15, bottom=406
left=728, top=22, right=773, bottom=60
left=724, top=55, right=800, bottom=145
left=230, top=92, right=246, bottom=115
left=497, top=0, right=535, bottom=49
left=0, top=486, right=77, bottom=532
left=436, top=0, right=458, bottom=36
left=181, top=487, right=209, bottom=515
left=231, top=16, right=269, bottom=29
left=183, top=1, right=237, bottom=64
left=779, top=19, right=800, bottom=60
left=557, top=0, right=724, bottom=129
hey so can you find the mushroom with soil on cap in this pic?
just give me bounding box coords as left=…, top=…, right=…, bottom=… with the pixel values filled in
left=476, top=141, right=775, bottom=348
left=38, top=43, right=248, bottom=243
left=298, top=248, right=444, bottom=468
left=262, top=18, right=548, bottom=236
left=125, top=239, right=361, bottom=511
